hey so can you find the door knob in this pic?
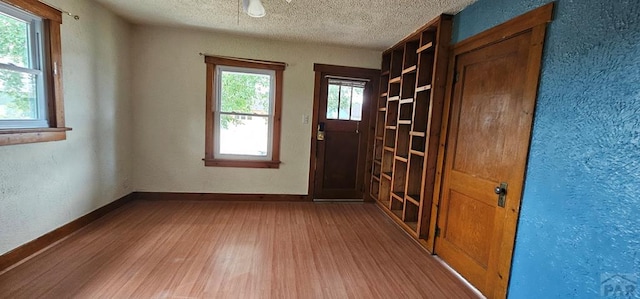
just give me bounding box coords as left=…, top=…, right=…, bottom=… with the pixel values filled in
left=495, top=182, right=507, bottom=207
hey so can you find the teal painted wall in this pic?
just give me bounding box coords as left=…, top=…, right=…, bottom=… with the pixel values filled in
left=453, top=0, right=640, bottom=298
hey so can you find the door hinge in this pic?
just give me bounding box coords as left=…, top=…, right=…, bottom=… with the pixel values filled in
left=435, top=226, right=441, bottom=238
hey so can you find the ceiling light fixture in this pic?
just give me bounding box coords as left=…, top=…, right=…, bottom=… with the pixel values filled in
left=243, top=0, right=266, bottom=18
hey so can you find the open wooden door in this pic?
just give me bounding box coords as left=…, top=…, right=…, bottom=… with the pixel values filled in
left=433, top=4, right=553, bottom=298
left=310, top=64, right=379, bottom=200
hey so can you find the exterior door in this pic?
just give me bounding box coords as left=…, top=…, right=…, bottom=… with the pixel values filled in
left=434, top=6, right=551, bottom=298
left=314, top=76, right=371, bottom=199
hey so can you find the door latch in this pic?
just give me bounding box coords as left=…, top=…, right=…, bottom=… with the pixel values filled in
left=317, top=122, right=325, bottom=141
left=494, top=182, right=507, bottom=208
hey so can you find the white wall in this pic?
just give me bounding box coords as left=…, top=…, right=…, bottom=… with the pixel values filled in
left=132, top=26, right=380, bottom=194
left=0, top=0, right=133, bottom=255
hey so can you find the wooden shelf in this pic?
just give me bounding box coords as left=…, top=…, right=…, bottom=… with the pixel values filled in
left=388, top=96, right=400, bottom=102
left=385, top=125, right=397, bottom=130
left=373, top=159, right=382, bottom=165
left=416, top=85, right=432, bottom=93
left=416, top=42, right=434, bottom=53
left=375, top=136, right=383, bottom=141
left=378, top=107, right=387, bottom=112
left=381, top=70, right=390, bottom=76
left=399, top=98, right=414, bottom=104
left=395, top=156, right=408, bottom=163
left=389, top=76, right=402, bottom=84
left=409, top=131, right=426, bottom=137
left=380, top=92, right=388, bottom=97
left=391, top=192, right=405, bottom=201
left=402, top=65, right=417, bottom=74
left=372, top=176, right=381, bottom=182
left=406, top=194, right=420, bottom=205
left=391, top=209, right=403, bottom=220
left=409, top=150, right=425, bottom=156
left=397, top=120, right=411, bottom=125
left=383, top=146, right=395, bottom=152
left=382, top=172, right=393, bottom=180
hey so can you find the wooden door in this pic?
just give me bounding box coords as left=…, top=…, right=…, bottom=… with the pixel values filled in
left=314, top=76, right=371, bottom=199
left=434, top=5, right=552, bottom=298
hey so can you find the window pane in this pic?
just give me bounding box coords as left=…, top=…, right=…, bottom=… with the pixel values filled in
left=0, top=12, right=31, bottom=68
left=219, top=114, right=269, bottom=156
left=0, top=68, right=37, bottom=119
left=338, top=85, right=352, bottom=120
left=220, top=71, right=270, bottom=115
left=326, top=84, right=339, bottom=119
left=350, top=87, right=364, bottom=121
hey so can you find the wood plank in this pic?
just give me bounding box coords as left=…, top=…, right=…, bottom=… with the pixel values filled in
left=0, top=200, right=481, bottom=299
left=402, top=65, right=417, bottom=74
left=416, top=84, right=432, bottom=93
left=399, top=98, right=414, bottom=104
left=417, top=42, right=434, bottom=53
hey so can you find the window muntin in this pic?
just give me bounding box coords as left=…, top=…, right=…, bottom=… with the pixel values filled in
left=0, top=2, right=48, bottom=129
left=326, top=79, right=365, bottom=121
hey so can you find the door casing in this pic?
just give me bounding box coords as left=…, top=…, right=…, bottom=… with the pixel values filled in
left=309, top=64, right=380, bottom=201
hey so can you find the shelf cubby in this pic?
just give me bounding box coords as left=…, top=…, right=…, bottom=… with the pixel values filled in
left=390, top=48, right=405, bottom=79
left=391, top=159, right=407, bottom=195
left=370, top=180, right=379, bottom=200
left=372, top=159, right=382, bottom=178
left=403, top=40, right=420, bottom=70
left=399, top=101, right=413, bottom=122
left=379, top=176, right=391, bottom=205
left=403, top=200, right=420, bottom=231
left=390, top=195, right=404, bottom=215
left=386, top=101, right=399, bottom=127
left=395, top=124, right=410, bottom=159
left=401, top=72, right=417, bottom=99
left=420, top=30, right=436, bottom=48
left=381, top=52, right=391, bottom=74
left=406, top=155, right=424, bottom=201
left=374, top=138, right=383, bottom=160
left=382, top=147, right=394, bottom=172
left=417, top=52, right=435, bottom=88
left=376, top=111, right=385, bottom=135
left=412, top=91, right=430, bottom=133
left=410, top=134, right=426, bottom=152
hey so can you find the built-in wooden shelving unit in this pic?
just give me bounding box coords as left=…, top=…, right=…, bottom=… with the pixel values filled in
left=369, top=15, right=452, bottom=250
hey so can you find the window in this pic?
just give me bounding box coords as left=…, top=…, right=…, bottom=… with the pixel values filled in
left=0, top=0, right=67, bottom=146
left=204, top=56, right=285, bottom=168
left=326, top=79, right=365, bottom=121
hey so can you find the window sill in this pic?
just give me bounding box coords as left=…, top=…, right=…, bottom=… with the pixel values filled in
left=0, top=127, right=72, bottom=146
left=203, top=158, right=281, bottom=169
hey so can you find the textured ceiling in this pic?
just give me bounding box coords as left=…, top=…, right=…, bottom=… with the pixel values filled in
left=93, top=0, right=477, bottom=50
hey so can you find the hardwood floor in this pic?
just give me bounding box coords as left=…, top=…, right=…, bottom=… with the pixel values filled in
left=0, top=200, right=481, bottom=298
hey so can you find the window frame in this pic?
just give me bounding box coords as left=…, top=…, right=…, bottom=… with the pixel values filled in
left=204, top=55, right=285, bottom=169
left=0, top=0, right=69, bottom=146
left=325, top=78, right=366, bottom=121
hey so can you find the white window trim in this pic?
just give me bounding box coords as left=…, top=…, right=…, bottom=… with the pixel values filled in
left=0, top=1, right=48, bottom=129
left=213, top=65, right=276, bottom=161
